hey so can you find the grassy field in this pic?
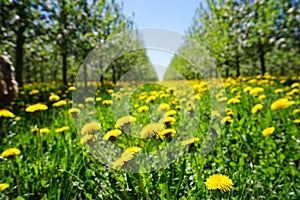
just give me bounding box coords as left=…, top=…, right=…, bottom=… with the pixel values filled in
left=0, top=74, right=299, bottom=199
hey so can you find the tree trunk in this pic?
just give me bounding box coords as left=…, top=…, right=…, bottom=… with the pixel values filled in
left=112, top=65, right=116, bottom=83
left=215, top=68, right=219, bottom=78
left=225, top=59, right=229, bottom=78
left=280, top=66, right=285, bottom=76
left=40, top=66, right=44, bottom=82
left=83, top=61, right=87, bottom=88
left=209, top=69, right=213, bottom=77
left=26, top=64, right=31, bottom=83
left=235, top=49, right=240, bottom=77
left=15, top=27, right=25, bottom=87
left=62, top=53, right=67, bottom=85
left=258, top=37, right=265, bottom=75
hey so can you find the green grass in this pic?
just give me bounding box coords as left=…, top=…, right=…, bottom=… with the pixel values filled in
left=0, top=75, right=299, bottom=199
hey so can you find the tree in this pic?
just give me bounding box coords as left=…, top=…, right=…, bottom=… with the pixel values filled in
left=0, top=0, right=49, bottom=86
left=183, top=0, right=300, bottom=77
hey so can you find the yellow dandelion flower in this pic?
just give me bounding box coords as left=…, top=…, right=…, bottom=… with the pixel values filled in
left=252, top=104, right=263, bottom=114
left=31, top=127, right=39, bottom=133
left=157, top=128, right=176, bottom=139
left=115, top=116, right=136, bottom=129
left=256, top=75, right=262, bottom=79
left=291, top=82, right=299, bottom=88
left=205, top=174, right=234, bottom=192
left=217, top=96, right=227, bottom=102
left=249, top=87, right=264, bottom=96
left=121, top=151, right=134, bottom=161
left=287, top=88, right=299, bottom=96
left=293, top=109, right=300, bottom=115
left=184, top=106, right=195, bottom=114
left=0, top=109, right=14, bottom=118
left=165, top=110, right=176, bottom=117
left=39, top=128, right=50, bottom=134
left=231, top=88, right=238, bottom=93
left=186, top=100, right=195, bottom=107
left=125, top=146, right=142, bottom=153
left=262, top=127, right=275, bottom=137
left=0, top=183, right=9, bottom=191
left=53, top=100, right=67, bottom=107
left=81, top=122, right=101, bottom=135
left=227, top=97, right=240, bottom=104
left=226, top=108, right=234, bottom=116
left=160, top=116, right=176, bottom=125
left=85, top=97, right=94, bottom=103
left=112, top=158, right=125, bottom=169
left=221, top=116, right=233, bottom=124
left=280, top=80, right=286, bottom=84
left=112, top=152, right=135, bottom=169
left=49, top=94, right=60, bottom=101
left=258, top=94, right=266, bottom=101
left=192, top=94, right=201, bottom=101
left=181, top=137, right=200, bottom=146
left=243, top=86, right=252, bottom=93
left=68, top=108, right=81, bottom=117
left=146, top=96, right=156, bottom=103
left=107, top=89, right=114, bottom=94
left=293, top=119, right=300, bottom=124
left=14, top=116, right=21, bottom=121
left=103, top=129, right=122, bottom=140
left=275, top=88, right=284, bottom=94
left=176, top=105, right=181, bottom=110
left=68, top=86, right=76, bottom=91
left=29, top=89, right=39, bottom=95
left=78, top=103, right=85, bottom=108
left=80, top=134, right=98, bottom=145
left=263, top=72, right=271, bottom=79
left=271, top=98, right=295, bottom=110
left=138, top=105, right=149, bottom=113
left=55, top=126, right=70, bottom=133
left=88, top=110, right=96, bottom=115
left=157, top=103, right=170, bottom=112
left=102, top=100, right=112, bottom=105
left=140, top=122, right=164, bottom=138
left=96, top=97, right=102, bottom=102
left=26, top=103, right=48, bottom=112
left=1, top=148, right=21, bottom=158
left=212, top=110, right=220, bottom=117
left=138, top=94, right=148, bottom=101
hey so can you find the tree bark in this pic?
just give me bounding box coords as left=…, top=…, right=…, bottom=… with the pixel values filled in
left=258, top=37, right=265, bottom=75
left=83, top=61, right=87, bottom=88
left=112, top=65, right=116, bottom=83
left=62, top=52, right=67, bottom=85
left=15, top=27, right=25, bottom=87
left=61, top=0, right=68, bottom=86
left=26, top=65, right=31, bottom=83
left=225, top=59, right=229, bottom=78
left=235, top=49, right=240, bottom=77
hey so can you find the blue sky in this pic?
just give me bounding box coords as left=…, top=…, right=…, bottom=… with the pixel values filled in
left=115, top=0, right=204, bottom=80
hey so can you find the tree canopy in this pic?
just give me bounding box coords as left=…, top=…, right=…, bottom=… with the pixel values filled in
left=168, top=0, right=300, bottom=79
left=0, top=0, right=154, bottom=86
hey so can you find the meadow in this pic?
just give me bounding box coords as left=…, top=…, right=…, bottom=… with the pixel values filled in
left=0, top=74, right=299, bottom=200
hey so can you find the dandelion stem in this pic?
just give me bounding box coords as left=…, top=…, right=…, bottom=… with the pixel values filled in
left=192, top=150, right=201, bottom=190
left=138, top=174, right=151, bottom=200
left=39, top=133, right=44, bottom=167
left=153, top=138, right=171, bottom=200
left=11, top=158, right=21, bottom=196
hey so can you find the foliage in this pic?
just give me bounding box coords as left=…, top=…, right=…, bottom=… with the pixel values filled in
left=170, top=0, right=300, bottom=78
left=0, top=0, right=152, bottom=85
